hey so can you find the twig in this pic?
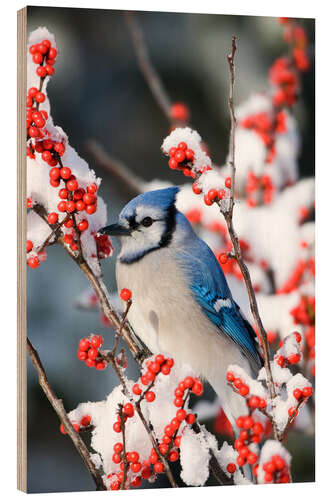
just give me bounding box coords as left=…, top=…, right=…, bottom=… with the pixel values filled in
left=119, top=404, right=129, bottom=489
left=38, top=213, right=71, bottom=252
left=124, top=11, right=172, bottom=121
left=86, top=139, right=145, bottom=196
left=26, top=337, right=106, bottom=491
left=112, top=299, right=132, bottom=357
left=222, top=37, right=279, bottom=440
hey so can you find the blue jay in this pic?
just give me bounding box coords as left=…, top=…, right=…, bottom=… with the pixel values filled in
left=100, top=187, right=263, bottom=431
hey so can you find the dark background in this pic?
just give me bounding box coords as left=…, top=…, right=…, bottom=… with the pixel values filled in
left=26, top=7, right=315, bottom=493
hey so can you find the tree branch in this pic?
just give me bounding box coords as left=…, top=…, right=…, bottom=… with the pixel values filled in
left=26, top=337, right=106, bottom=491
left=86, top=139, right=145, bottom=196
left=222, top=37, right=279, bottom=440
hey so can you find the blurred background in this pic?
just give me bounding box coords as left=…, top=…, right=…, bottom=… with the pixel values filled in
left=26, top=6, right=315, bottom=493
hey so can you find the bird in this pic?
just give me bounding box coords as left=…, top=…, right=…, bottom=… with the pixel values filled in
left=100, top=186, right=263, bottom=431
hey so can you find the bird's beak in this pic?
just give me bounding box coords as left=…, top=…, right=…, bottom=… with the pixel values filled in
left=99, top=223, right=131, bottom=236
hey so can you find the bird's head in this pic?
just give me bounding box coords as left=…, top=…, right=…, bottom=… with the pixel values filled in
left=99, top=187, right=180, bottom=263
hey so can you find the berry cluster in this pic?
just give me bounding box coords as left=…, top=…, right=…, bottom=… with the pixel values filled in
left=241, top=111, right=286, bottom=166
left=274, top=331, right=302, bottom=368
left=234, top=415, right=264, bottom=468
left=261, top=454, right=290, bottom=483
left=167, top=141, right=195, bottom=177
left=77, top=335, right=107, bottom=370
left=192, top=177, right=230, bottom=206
left=290, top=296, right=315, bottom=377
left=245, top=171, right=275, bottom=206
left=288, top=386, right=313, bottom=420
left=226, top=371, right=267, bottom=410
left=280, top=18, right=310, bottom=72
left=132, top=355, right=175, bottom=399
left=27, top=38, right=57, bottom=144
left=59, top=414, right=92, bottom=435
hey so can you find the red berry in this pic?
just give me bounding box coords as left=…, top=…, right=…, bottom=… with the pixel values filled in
left=28, top=86, right=38, bottom=97
left=87, top=183, right=98, bottom=194
left=82, top=193, right=94, bottom=205
left=32, top=52, right=43, bottom=64
left=225, top=177, right=232, bottom=189
left=145, top=391, right=156, bottom=403
left=110, top=480, right=120, bottom=490
left=184, top=376, right=194, bottom=388
left=49, top=167, right=60, bottom=180
left=236, top=417, right=244, bottom=429
left=85, top=204, right=97, bottom=215
left=170, top=102, right=189, bottom=122
left=59, top=423, right=67, bottom=435
left=218, top=189, right=226, bottom=199
left=124, top=403, right=134, bottom=417
left=302, top=386, right=313, bottom=398
left=243, top=416, right=254, bottom=429
left=239, top=385, right=249, bottom=396
left=169, top=451, right=179, bottom=462
left=113, top=421, right=122, bottom=433
left=226, top=371, right=235, bottom=382
left=294, top=331, right=302, bottom=343
left=41, top=150, right=52, bottom=162
left=174, top=435, right=182, bottom=447
left=207, top=189, right=218, bottom=202
left=47, top=212, right=58, bottom=224
left=36, top=66, right=47, bottom=78
left=293, top=389, right=302, bottom=400
left=26, top=240, right=33, bottom=253
left=120, top=288, right=132, bottom=301
left=204, top=194, right=213, bottom=206
left=155, top=354, right=165, bottom=364
left=264, top=471, right=273, bottom=482
left=219, top=253, right=228, bottom=265
left=60, top=167, right=71, bottom=179
left=168, top=157, right=178, bottom=169
left=288, top=407, right=296, bottom=417
left=161, top=364, right=171, bottom=375
left=234, top=378, right=243, bottom=389
left=79, top=338, right=90, bottom=351
left=176, top=409, right=186, bottom=421
left=192, top=381, right=203, bottom=396
left=76, top=201, right=85, bottom=211
left=45, top=64, right=55, bottom=75
left=236, top=455, right=245, bottom=467
left=88, top=347, right=98, bottom=360
left=96, top=361, right=106, bottom=370
left=186, top=413, right=195, bottom=425
left=80, top=415, right=91, bottom=427
left=288, top=353, right=301, bottom=364
left=129, top=451, right=139, bottom=463
left=226, top=463, right=236, bottom=474
left=78, top=219, right=89, bottom=232
left=192, top=181, right=202, bottom=195
left=154, top=461, right=164, bottom=474
left=252, top=422, right=264, bottom=434
left=112, top=453, right=121, bottom=464
left=185, top=149, right=194, bottom=160
left=77, top=350, right=87, bottom=361
left=131, top=462, right=142, bottom=473
left=113, top=442, right=123, bottom=453
left=66, top=201, right=76, bottom=213
left=48, top=47, right=58, bottom=59
left=66, top=178, right=79, bottom=191
left=273, top=455, right=285, bottom=470
left=35, top=92, right=46, bottom=103
left=247, top=452, right=258, bottom=465
left=173, top=398, right=183, bottom=408
left=28, top=256, right=40, bottom=268
left=248, top=396, right=260, bottom=408
left=174, top=149, right=186, bottom=163
left=169, top=147, right=177, bottom=157
left=132, top=384, right=142, bottom=395
left=64, top=219, right=73, bottom=228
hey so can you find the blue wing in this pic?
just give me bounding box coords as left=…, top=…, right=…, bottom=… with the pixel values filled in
left=175, top=213, right=263, bottom=371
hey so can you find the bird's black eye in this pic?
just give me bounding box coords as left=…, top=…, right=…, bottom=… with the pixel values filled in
left=141, top=217, right=153, bottom=227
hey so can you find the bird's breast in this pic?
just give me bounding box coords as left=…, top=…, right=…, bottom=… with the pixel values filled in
left=115, top=247, right=246, bottom=381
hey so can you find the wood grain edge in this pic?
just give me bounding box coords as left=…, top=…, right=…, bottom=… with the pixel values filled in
left=17, top=6, right=27, bottom=493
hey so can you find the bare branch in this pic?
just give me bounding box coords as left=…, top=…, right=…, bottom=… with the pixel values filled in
left=26, top=337, right=106, bottom=491
left=124, top=11, right=172, bottom=121
left=86, top=139, right=145, bottom=196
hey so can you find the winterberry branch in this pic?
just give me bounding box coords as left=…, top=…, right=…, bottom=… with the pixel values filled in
left=103, top=351, right=179, bottom=488
left=118, top=405, right=129, bottom=489
left=222, top=37, right=279, bottom=439
left=86, top=139, right=145, bottom=196
left=26, top=337, right=106, bottom=491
